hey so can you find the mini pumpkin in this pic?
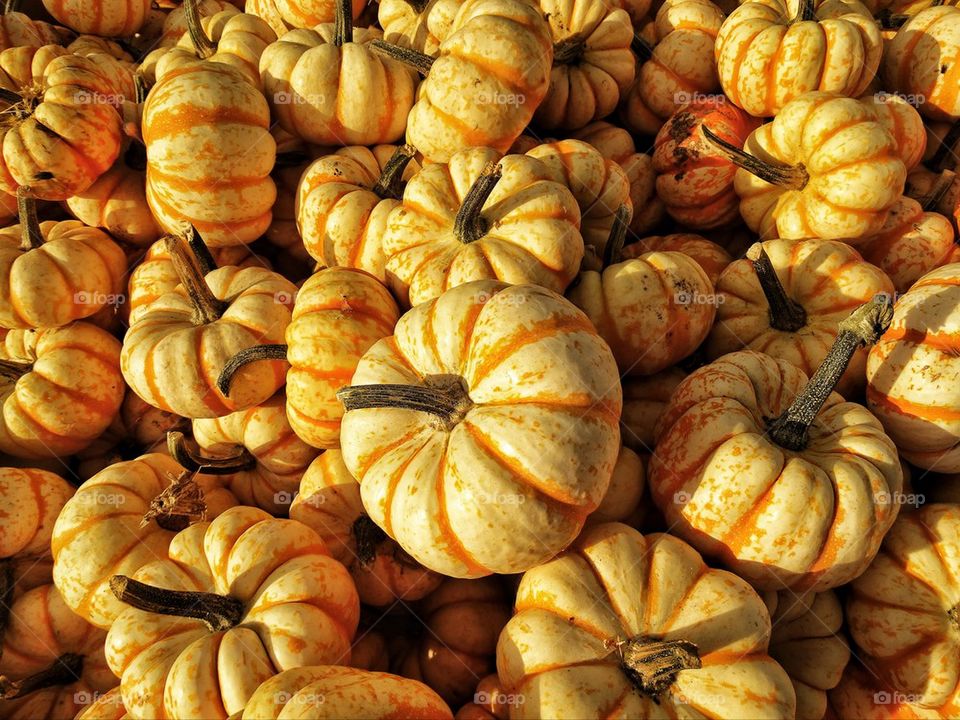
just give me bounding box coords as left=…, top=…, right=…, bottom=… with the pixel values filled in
left=157, top=0, right=238, bottom=47
left=619, top=367, right=688, bottom=452
left=622, top=232, right=732, bottom=285
left=40, top=0, right=151, bottom=36
left=378, top=0, right=463, bottom=56
left=247, top=0, right=366, bottom=35
left=0, top=10, right=70, bottom=50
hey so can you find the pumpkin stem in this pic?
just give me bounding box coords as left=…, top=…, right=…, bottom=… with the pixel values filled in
left=767, top=295, right=893, bottom=451
left=631, top=35, right=653, bottom=62
left=185, top=227, right=218, bottom=275
left=928, top=120, right=960, bottom=172
left=0, top=87, right=21, bottom=104
left=0, top=359, right=31, bottom=384
left=747, top=243, right=807, bottom=332
left=701, top=125, right=808, bottom=190
left=369, top=40, right=435, bottom=75
left=109, top=575, right=245, bottom=633
left=454, top=162, right=502, bottom=244
left=0, top=653, right=84, bottom=698
left=554, top=33, right=587, bottom=65
left=166, top=431, right=257, bottom=476
left=142, top=470, right=208, bottom=532
left=2, top=0, right=19, bottom=13
left=16, top=187, right=42, bottom=251
left=919, top=169, right=956, bottom=212
left=134, top=72, right=148, bottom=104
left=183, top=0, right=216, bottom=59
left=614, top=637, right=702, bottom=698
left=792, top=0, right=816, bottom=22
left=334, top=0, right=353, bottom=47
left=372, top=144, right=417, bottom=200
left=165, top=232, right=226, bottom=325
left=338, top=374, right=474, bottom=429
left=216, top=344, right=289, bottom=396
left=877, top=9, right=909, bottom=29
left=353, top=514, right=388, bottom=567
left=601, top=205, right=631, bottom=267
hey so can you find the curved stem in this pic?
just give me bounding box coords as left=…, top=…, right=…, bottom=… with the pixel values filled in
left=554, top=33, right=586, bottom=65
left=338, top=375, right=473, bottom=428
left=369, top=40, right=434, bottom=75
left=353, top=514, right=387, bottom=567
left=0, top=88, right=21, bottom=104
left=0, top=359, right=32, bottom=384
left=768, top=295, right=893, bottom=451
left=185, top=226, right=217, bottom=275
left=142, top=469, right=208, bottom=532
left=110, top=575, right=245, bottom=633
left=165, top=233, right=226, bottom=325
left=0, top=653, right=84, bottom=699
left=614, top=637, right=702, bottom=698
left=16, top=188, right=42, bottom=251
left=371, top=144, right=417, bottom=200
left=454, top=162, right=502, bottom=243
left=184, top=0, right=216, bottom=58
left=334, top=0, right=353, bottom=47
left=748, top=243, right=807, bottom=332
left=167, top=431, right=257, bottom=475
left=792, top=0, right=816, bottom=22
left=920, top=169, right=956, bottom=212
left=701, top=125, right=808, bottom=190
left=631, top=35, right=653, bottom=63
left=602, top=205, right=630, bottom=268
left=216, top=344, right=289, bottom=396
left=929, top=120, right=960, bottom=172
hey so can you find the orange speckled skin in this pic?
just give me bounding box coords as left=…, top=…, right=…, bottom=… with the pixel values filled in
left=568, top=249, right=716, bottom=376
left=622, top=232, right=733, bottom=285
left=291, top=450, right=444, bottom=606
left=0, top=584, right=117, bottom=720
left=859, top=93, right=927, bottom=171
left=0, top=322, right=124, bottom=458
left=157, top=1, right=238, bottom=47
left=735, top=92, right=907, bottom=241
left=383, top=148, right=584, bottom=307
left=121, top=265, right=296, bottom=419
left=341, top=281, right=622, bottom=577
left=379, top=0, right=464, bottom=56
left=867, top=265, right=960, bottom=471
left=41, top=0, right=150, bottom=36
left=651, top=350, right=903, bottom=592
left=619, top=366, right=688, bottom=451
left=51, top=453, right=237, bottom=629
left=847, top=505, right=960, bottom=709
left=240, top=666, right=452, bottom=719
left=0, top=12, right=70, bottom=51
left=706, top=238, right=894, bottom=398
left=716, top=0, right=881, bottom=117
left=406, top=0, right=553, bottom=162
left=75, top=687, right=130, bottom=720
left=285, top=266, right=400, bottom=449
left=831, top=665, right=960, bottom=720
left=105, top=507, right=360, bottom=719
left=497, top=523, right=797, bottom=719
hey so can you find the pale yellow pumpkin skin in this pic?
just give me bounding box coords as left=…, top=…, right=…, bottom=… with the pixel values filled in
left=866, top=265, right=960, bottom=472
left=651, top=351, right=903, bottom=592
left=41, top=0, right=151, bottom=36
left=378, top=0, right=464, bottom=55
left=497, top=523, right=797, bottom=719
left=105, top=506, right=360, bottom=719
left=340, top=281, right=622, bottom=578
left=622, top=232, right=733, bottom=285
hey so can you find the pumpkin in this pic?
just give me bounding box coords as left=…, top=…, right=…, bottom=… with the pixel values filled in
left=378, top=0, right=463, bottom=56
left=400, top=0, right=554, bottom=162
left=74, top=687, right=128, bottom=720
left=350, top=630, right=390, bottom=673
left=525, top=139, right=632, bottom=263
left=652, top=97, right=761, bottom=230
left=338, top=280, right=622, bottom=577
left=533, top=0, right=634, bottom=130
left=622, top=232, right=733, bottom=285
left=651, top=298, right=903, bottom=591
left=0, top=10, right=70, bottom=50
left=585, top=445, right=646, bottom=527
left=846, top=504, right=960, bottom=709
left=619, top=367, right=688, bottom=452
left=382, top=147, right=584, bottom=307
left=0, top=584, right=115, bottom=720
left=259, top=0, right=416, bottom=147
left=120, top=233, right=296, bottom=419
left=40, top=0, right=150, bottom=36
left=497, top=522, right=796, bottom=719
left=866, top=264, right=960, bottom=471
left=104, top=505, right=360, bottom=719
left=705, top=91, right=908, bottom=240
left=247, top=0, right=366, bottom=36
left=239, top=666, right=453, bottom=719
left=454, top=675, right=512, bottom=720
left=619, top=0, right=725, bottom=135
left=568, top=209, right=717, bottom=376
left=157, top=0, right=238, bottom=47
left=706, top=239, right=895, bottom=397
left=179, top=391, right=320, bottom=515
left=296, top=145, right=419, bottom=282
left=766, top=590, right=850, bottom=720
left=861, top=92, right=928, bottom=171
left=290, top=449, right=444, bottom=606
left=907, top=167, right=960, bottom=233
left=716, top=0, right=882, bottom=117
left=51, top=452, right=237, bottom=629
left=830, top=664, right=960, bottom=720
left=0, top=321, right=123, bottom=458
left=885, top=6, right=960, bottom=121
left=264, top=157, right=312, bottom=272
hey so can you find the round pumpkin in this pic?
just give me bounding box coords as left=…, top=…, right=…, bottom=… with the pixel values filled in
left=0, top=11, right=70, bottom=51
left=247, top=0, right=366, bottom=35
left=378, top=0, right=463, bottom=56
left=157, top=0, right=238, bottom=47
left=40, top=0, right=150, bottom=36
left=619, top=367, right=688, bottom=452
left=339, top=280, right=622, bottom=577
left=622, top=232, right=733, bottom=285
left=104, top=505, right=360, bottom=718
left=866, top=264, right=960, bottom=472
left=496, top=522, right=796, bottom=719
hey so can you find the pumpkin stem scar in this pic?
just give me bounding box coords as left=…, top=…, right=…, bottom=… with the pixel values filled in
left=15, top=187, right=42, bottom=251
left=792, top=0, right=817, bottom=22
left=353, top=514, right=388, bottom=566
left=747, top=243, right=807, bottom=332
left=928, top=119, right=960, bottom=172
left=183, top=0, right=216, bottom=59
left=401, top=0, right=430, bottom=12
left=141, top=469, right=208, bottom=531
left=109, top=575, right=245, bottom=633
left=338, top=374, right=474, bottom=429
left=454, top=162, right=502, bottom=244
left=164, top=232, right=227, bottom=324
left=334, top=0, right=354, bottom=47
left=602, top=205, right=631, bottom=267
left=166, top=431, right=258, bottom=476
left=216, top=344, right=289, bottom=396
left=372, top=144, right=418, bottom=200
left=553, top=33, right=587, bottom=65
left=631, top=35, right=653, bottom=63
left=369, top=40, right=435, bottom=75
left=919, top=169, right=956, bottom=212
left=700, top=125, right=809, bottom=190
left=768, top=294, right=893, bottom=451
left=0, top=652, right=84, bottom=698
left=611, top=637, right=702, bottom=698
left=0, top=359, right=32, bottom=384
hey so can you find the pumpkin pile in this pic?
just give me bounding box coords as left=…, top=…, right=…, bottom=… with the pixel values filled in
left=0, top=0, right=958, bottom=718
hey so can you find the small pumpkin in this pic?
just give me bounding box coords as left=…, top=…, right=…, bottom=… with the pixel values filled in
left=454, top=675, right=511, bottom=720
left=40, top=0, right=150, bottom=36
left=0, top=10, right=70, bottom=51
left=585, top=445, right=646, bottom=527
left=157, top=0, right=238, bottom=47
left=622, top=232, right=733, bottom=285
left=619, top=367, right=688, bottom=452
left=104, top=505, right=360, bottom=718
left=264, top=157, right=313, bottom=272
left=860, top=91, right=928, bottom=171
left=247, top=0, right=366, bottom=36
left=378, top=0, right=463, bottom=56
